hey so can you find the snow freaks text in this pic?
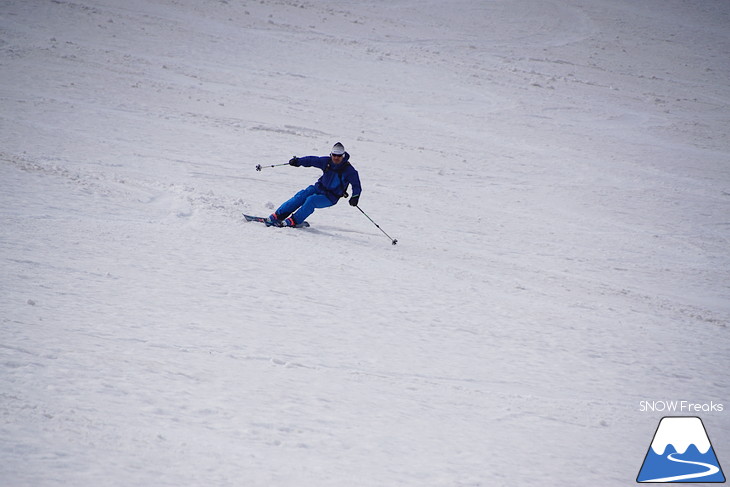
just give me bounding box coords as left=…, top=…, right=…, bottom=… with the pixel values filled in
left=639, top=401, right=724, bottom=413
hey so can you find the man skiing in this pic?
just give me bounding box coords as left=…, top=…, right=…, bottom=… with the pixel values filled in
left=266, top=142, right=362, bottom=227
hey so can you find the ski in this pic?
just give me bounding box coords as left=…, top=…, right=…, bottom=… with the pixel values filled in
left=243, top=214, right=310, bottom=228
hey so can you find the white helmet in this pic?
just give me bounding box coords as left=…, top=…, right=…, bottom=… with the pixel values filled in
left=331, top=142, right=346, bottom=156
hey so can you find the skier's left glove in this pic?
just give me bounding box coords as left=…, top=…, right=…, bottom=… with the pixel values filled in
left=349, top=195, right=360, bottom=207
left=289, top=156, right=300, bottom=166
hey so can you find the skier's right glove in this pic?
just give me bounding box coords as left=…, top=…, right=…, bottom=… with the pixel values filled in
left=289, top=156, right=300, bottom=167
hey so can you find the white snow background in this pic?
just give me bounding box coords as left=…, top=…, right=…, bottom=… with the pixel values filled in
left=1, top=0, right=729, bottom=485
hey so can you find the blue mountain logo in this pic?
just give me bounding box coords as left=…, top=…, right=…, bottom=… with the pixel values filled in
left=637, top=416, right=725, bottom=483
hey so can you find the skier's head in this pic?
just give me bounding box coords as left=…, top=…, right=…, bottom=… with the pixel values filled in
left=330, top=142, right=346, bottom=163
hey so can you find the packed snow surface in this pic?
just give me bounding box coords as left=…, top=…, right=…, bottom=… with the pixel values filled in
left=1, top=0, right=729, bottom=486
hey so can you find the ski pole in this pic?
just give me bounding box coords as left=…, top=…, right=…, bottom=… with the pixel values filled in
left=355, top=206, right=398, bottom=245
left=256, top=163, right=290, bottom=171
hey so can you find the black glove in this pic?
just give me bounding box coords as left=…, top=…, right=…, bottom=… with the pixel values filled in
left=289, top=156, right=300, bottom=167
left=349, top=195, right=360, bottom=207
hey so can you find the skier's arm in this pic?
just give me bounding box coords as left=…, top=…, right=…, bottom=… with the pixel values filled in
left=348, top=169, right=362, bottom=206
left=293, top=156, right=328, bottom=170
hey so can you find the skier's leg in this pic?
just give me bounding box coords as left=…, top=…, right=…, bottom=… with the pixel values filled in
left=272, top=185, right=317, bottom=220
left=290, top=194, right=334, bottom=223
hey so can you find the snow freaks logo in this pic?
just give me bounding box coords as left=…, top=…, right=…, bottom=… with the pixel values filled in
left=637, top=416, right=726, bottom=483
left=639, top=401, right=724, bottom=413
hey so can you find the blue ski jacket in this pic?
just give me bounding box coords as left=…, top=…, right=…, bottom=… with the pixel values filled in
left=297, top=152, right=362, bottom=204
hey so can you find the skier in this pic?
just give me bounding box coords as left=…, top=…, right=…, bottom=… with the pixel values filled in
left=266, top=142, right=362, bottom=227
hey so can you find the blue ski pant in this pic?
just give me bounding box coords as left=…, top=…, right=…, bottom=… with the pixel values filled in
left=276, top=185, right=335, bottom=223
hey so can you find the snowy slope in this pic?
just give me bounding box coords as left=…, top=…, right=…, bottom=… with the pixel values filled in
left=1, top=0, right=729, bottom=486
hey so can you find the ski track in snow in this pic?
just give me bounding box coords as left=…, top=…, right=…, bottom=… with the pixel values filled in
left=1, top=0, right=729, bottom=486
